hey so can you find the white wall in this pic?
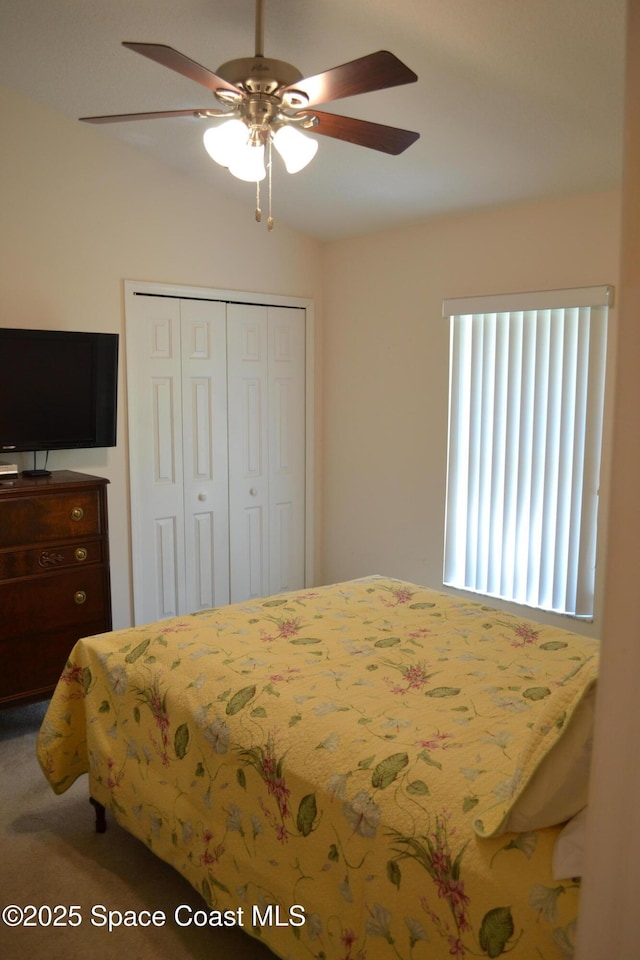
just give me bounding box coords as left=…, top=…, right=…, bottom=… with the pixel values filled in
left=0, top=84, right=324, bottom=628
left=576, top=0, right=640, bottom=953
left=321, top=191, right=621, bottom=636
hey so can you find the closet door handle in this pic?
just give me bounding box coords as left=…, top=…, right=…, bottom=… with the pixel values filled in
left=197, top=492, right=207, bottom=502
left=249, top=487, right=258, bottom=496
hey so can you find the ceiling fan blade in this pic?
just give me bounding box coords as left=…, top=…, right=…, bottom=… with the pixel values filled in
left=309, top=111, right=419, bottom=155
left=281, top=50, right=417, bottom=107
left=80, top=108, right=222, bottom=124
left=123, top=42, right=242, bottom=96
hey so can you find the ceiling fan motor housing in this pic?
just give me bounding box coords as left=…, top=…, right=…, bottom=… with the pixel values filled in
left=216, top=57, right=304, bottom=97
left=215, top=57, right=312, bottom=134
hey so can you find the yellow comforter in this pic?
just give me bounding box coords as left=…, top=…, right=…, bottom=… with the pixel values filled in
left=37, top=577, right=598, bottom=959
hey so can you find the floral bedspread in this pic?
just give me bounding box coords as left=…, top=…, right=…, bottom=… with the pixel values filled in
left=37, top=577, right=599, bottom=960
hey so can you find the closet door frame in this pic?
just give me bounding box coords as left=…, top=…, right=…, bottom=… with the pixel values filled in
left=124, top=279, right=316, bottom=613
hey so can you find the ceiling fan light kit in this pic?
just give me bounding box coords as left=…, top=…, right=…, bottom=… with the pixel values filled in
left=203, top=118, right=318, bottom=179
left=273, top=126, right=318, bottom=174
left=80, top=0, right=420, bottom=229
left=204, top=120, right=270, bottom=182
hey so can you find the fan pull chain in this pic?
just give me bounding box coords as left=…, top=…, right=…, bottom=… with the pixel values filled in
left=267, top=137, right=274, bottom=231
left=255, top=179, right=262, bottom=222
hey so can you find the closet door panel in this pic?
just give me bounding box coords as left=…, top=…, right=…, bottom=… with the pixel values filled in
left=180, top=300, right=230, bottom=611
left=127, top=297, right=186, bottom=623
left=268, top=307, right=306, bottom=594
left=227, top=304, right=270, bottom=602
left=155, top=516, right=180, bottom=617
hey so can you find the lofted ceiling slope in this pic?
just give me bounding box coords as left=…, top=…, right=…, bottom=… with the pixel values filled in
left=0, top=0, right=626, bottom=240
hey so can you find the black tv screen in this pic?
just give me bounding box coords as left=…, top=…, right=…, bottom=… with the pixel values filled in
left=0, top=328, right=119, bottom=453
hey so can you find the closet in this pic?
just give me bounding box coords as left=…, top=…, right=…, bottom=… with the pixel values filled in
left=125, top=283, right=310, bottom=625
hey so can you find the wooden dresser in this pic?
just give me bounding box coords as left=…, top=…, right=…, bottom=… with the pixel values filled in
left=0, top=470, right=112, bottom=708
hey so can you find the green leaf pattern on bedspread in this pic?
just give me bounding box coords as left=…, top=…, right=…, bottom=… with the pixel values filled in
left=37, top=577, right=598, bottom=960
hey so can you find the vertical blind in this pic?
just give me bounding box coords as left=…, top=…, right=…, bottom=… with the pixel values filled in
left=443, top=286, right=611, bottom=618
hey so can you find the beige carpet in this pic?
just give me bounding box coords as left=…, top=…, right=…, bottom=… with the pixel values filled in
left=0, top=701, right=276, bottom=959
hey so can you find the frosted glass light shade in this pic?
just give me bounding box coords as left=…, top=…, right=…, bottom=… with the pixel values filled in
left=229, top=142, right=266, bottom=182
left=273, top=126, right=318, bottom=173
left=203, top=121, right=266, bottom=182
left=203, top=120, right=248, bottom=167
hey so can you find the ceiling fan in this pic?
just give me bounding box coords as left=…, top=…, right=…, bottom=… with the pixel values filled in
left=80, top=0, right=420, bottom=228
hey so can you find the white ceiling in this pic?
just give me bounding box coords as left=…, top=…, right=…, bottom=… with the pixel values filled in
left=0, top=0, right=627, bottom=241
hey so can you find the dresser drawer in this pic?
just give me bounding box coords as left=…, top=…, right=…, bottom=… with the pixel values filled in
left=0, top=471, right=111, bottom=708
left=0, top=540, right=103, bottom=581
left=0, top=489, right=102, bottom=548
left=0, top=566, right=109, bottom=641
left=0, top=618, right=109, bottom=703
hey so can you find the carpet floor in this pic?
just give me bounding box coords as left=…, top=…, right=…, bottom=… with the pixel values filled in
left=0, top=701, right=276, bottom=959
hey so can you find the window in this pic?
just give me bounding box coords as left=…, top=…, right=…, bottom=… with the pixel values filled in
left=443, top=285, right=611, bottom=618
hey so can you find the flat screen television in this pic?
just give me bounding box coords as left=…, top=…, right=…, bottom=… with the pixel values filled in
left=0, top=327, right=119, bottom=462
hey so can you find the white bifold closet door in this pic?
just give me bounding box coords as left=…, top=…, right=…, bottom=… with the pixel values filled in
left=127, top=294, right=306, bottom=625
left=226, top=303, right=306, bottom=604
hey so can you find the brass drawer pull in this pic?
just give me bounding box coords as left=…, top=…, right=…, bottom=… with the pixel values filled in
left=74, top=590, right=87, bottom=605
left=75, top=547, right=88, bottom=562
left=71, top=506, right=84, bottom=521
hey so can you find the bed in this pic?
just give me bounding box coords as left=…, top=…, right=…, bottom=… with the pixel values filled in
left=37, top=576, right=598, bottom=959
